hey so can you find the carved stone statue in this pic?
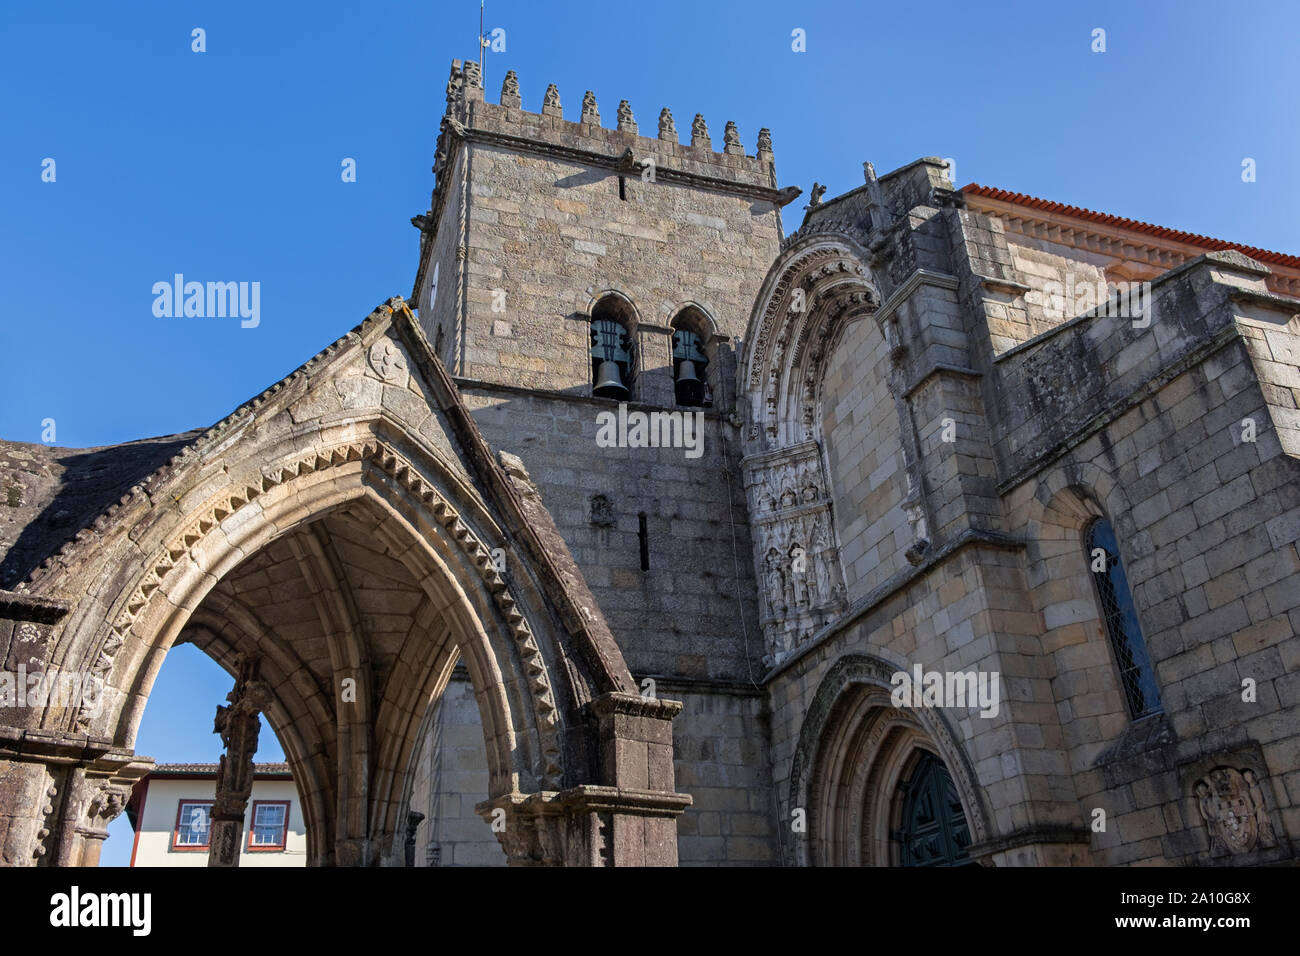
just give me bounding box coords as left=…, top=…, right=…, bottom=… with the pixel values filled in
left=810, top=518, right=832, bottom=601
left=617, top=100, right=636, bottom=133
left=543, top=83, right=561, bottom=113
left=581, top=90, right=600, bottom=125
left=723, top=121, right=742, bottom=151
left=208, top=656, right=273, bottom=867
left=1195, top=779, right=1222, bottom=855
left=764, top=548, right=786, bottom=617
left=463, top=60, right=482, bottom=90
left=1243, top=769, right=1277, bottom=847
left=788, top=544, right=809, bottom=608
left=444, top=64, right=463, bottom=113
left=757, top=128, right=773, bottom=155
left=691, top=114, right=710, bottom=148
left=500, top=70, right=521, bottom=108
left=658, top=108, right=676, bottom=142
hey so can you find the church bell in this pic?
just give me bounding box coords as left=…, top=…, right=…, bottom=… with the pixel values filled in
left=672, top=328, right=709, bottom=406
left=591, top=317, right=632, bottom=399
left=593, top=359, right=629, bottom=398
left=674, top=359, right=704, bottom=406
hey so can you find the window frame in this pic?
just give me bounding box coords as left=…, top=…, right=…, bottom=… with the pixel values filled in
left=172, top=799, right=215, bottom=851
left=589, top=295, right=638, bottom=399
left=1084, top=517, right=1163, bottom=720
left=246, top=800, right=291, bottom=852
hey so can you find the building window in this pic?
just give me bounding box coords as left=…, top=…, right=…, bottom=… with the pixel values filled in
left=590, top=296, right=636, bottom=399
left=1086, top=518, right=1162, bottom=719
left=670, top=308, right=712, bottom=407
left=173, top=800, right=213, bottom=850
left=248, top=800, right=290, bottom=851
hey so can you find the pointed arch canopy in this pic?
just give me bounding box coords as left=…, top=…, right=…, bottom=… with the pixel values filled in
left=1, top=297, right=688, bottom=867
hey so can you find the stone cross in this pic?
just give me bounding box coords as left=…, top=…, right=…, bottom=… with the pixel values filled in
left=207, top=656, right=272, bottom=867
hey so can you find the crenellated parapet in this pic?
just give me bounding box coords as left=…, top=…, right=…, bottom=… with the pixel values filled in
left=432, top=57, right=780, bottom=197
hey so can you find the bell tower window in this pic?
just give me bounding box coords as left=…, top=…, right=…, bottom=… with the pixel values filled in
left=670, top=308, right=712, bottom=407
left=590, top=295, right=636, bottom=399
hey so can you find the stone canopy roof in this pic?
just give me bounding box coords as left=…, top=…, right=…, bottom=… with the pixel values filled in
left=0, top=431, right=203, bottom=591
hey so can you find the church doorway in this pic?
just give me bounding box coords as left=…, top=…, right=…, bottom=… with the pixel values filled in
left=894, top=750, right=975, bottom=867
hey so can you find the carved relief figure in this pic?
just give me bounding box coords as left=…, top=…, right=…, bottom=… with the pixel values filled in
left=1194, top=779, right=1222, bottom=856
left=764, top=548, right=786, bottom=617
left=788, top=544, right=808, bottom=608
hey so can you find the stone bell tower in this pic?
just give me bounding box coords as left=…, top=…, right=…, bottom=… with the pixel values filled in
left=410, top=58, right=800, bottom=405
left=402, top=59, right=802, bottom=865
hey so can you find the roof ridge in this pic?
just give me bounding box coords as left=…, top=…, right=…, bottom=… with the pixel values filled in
left=16, top=300, right=403, bottom=592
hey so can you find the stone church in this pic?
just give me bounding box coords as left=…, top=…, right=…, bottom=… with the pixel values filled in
left=2, top=59, right=1298, bottom=867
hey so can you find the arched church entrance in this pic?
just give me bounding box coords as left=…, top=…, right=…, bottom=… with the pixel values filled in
left=789, top=655, right=990, bottom=867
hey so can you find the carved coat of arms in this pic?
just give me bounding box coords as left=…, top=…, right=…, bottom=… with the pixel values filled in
left=1194, top=766, right=1276, bottom=857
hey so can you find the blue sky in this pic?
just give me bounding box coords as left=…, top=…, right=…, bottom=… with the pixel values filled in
left=3, top=0, right=1297, bottom=864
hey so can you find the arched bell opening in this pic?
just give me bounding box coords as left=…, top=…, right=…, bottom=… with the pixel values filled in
left=590, top=294, right=638, bottom=400
left=669, top=307, right=713, bottom=408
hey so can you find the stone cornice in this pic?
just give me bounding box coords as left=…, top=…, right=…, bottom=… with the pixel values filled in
left=874, top=269, right=962, bottom=324
left=996, top=324, right=1244, bottom=497
left=740, top=439, right=821, bottom=470
left=445, top=122, right=793, bottom=207
left=967, top=824, right=1092, bottom=861
left=902, top=363, right=983, bottom=400
left=966, top=192, right=1300, bottom=298
left=0, top=589, right=69, bottom=623
left=763, top=527, right=1025, bottom=683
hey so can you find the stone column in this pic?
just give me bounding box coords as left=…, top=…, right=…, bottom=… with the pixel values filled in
left=634, top=324, right=675, bottom=407
left=208, top=657, right=272, bottom=867
left=76, top=779, right=132, bottom=868
left=477, top=691, right=691, bottom=866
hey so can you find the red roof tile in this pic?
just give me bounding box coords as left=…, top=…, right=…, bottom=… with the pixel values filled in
left=961, top=184, right=1300, bottom=271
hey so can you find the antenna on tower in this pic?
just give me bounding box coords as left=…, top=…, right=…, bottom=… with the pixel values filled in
left=478, top=0, right=486, bottom=89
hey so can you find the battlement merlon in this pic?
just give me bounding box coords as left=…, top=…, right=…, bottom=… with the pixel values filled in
left=435, top=57, right=791, bottom=196
left=410, top=58, right=801, bottom=305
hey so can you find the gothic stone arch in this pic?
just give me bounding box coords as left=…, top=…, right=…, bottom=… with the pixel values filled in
left=787, top=654, right=992, bottom=867
left=738, top=235, right=881, bottom=664
left=0, top=298, right=689, bottom=867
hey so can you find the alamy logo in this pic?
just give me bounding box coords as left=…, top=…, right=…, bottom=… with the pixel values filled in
left=0, top=665, right=104, bottom=718
left=152, top=274, right=261, bottom=328
left=50, top=886, right=151, bottom=936
left=890, top=664, right=1000, bottom=718
left=595, top=403, right=704, bottom=459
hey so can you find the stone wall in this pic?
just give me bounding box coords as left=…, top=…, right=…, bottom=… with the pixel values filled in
left=409, top=669, right=505, bottom=867
left=465, top=386, right=759, bottom=682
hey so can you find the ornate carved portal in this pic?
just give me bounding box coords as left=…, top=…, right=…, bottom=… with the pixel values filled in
left=208, top=656, right=272, bottom=867
left=742, top=441, right=846, bottom=666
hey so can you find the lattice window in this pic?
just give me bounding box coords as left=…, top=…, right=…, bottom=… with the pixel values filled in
left=1086, top=518, right=1162, bottom=719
